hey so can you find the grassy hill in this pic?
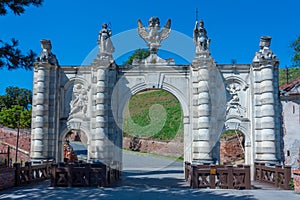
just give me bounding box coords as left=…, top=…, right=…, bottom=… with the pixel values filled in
left=123, top=90, right=183, bottom=141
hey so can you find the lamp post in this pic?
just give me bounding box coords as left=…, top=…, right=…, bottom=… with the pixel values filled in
left=15, top=112, right=20, bottom=163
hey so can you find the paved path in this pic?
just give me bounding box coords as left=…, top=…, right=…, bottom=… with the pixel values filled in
left=1, top=151, right=299, bottom=200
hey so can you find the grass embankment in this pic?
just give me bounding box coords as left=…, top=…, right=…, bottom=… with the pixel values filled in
left=123, top=90, right=183, bottom=141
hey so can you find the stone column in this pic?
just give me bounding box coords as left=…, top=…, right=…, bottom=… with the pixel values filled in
left=31, top=64, right=50, bottom=160
left=89, top=26, right=115, bottom=163
left=252, top=36, right=279, bottom=164
left=30, top=40, right=59, bottom=161
left=90, top=60, right=109, bottom=162
left=106, top=64, right=122, bottom=164
left=191, top=52, right=213, bottom=164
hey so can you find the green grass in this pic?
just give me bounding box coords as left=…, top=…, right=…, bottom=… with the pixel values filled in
left=123, top=90, right=183, bottom=141
left=220, top=130, right=243, bottom=139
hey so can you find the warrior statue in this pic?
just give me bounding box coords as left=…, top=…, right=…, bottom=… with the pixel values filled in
left=137, top=17, right=171, bottom=54
left=193, top=20, right=210, bottom=52
left=98, top=23, right=115, bottom=54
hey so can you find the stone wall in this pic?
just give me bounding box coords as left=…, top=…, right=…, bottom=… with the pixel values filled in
left=0, top=126, right=31, bottom=163
left=123, top=137, right=184, bottom=158
left=0, top=167, right=15, bottom=190
left=281, top=98, right=300, bottom=170
left=123, top=135, right=245, bottom=164
left=220, top=134, right=245, bottom=165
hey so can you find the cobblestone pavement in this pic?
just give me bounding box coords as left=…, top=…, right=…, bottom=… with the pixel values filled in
left=1, top=151, right=299, bottom=200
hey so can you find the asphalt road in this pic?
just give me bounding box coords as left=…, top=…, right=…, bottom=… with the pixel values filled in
left=0, top=150, right=299, bottom=200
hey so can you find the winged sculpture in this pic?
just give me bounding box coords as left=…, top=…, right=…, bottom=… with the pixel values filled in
left=137, top=17, right=171, bottom=54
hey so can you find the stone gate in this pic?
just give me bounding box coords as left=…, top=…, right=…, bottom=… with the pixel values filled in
left=30, top=17, right=283, bottom=170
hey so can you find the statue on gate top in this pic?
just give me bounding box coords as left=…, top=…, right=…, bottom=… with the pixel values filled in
left=137, top=16, right=171, bottom=54
left=98, top=23, right=115, bottom=55
left=193, top=20, right=210, bottom=53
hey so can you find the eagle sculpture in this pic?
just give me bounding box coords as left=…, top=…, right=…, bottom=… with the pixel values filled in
left=137, top=17, right=171, bottom=54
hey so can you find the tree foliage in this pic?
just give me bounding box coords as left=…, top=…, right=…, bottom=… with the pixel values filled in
left=0, top=0, right=43, bottom=70
left=0, top=86, right=32, bottom=128
left=0, top=38, right=36, bottom=70
left=290, top=35, right=300, bottom=67
left=0, top=105, right=31, bottom=128
left=124, top=48, right=150, bottom=65
left=0, top=0, right=43, bottom=16
left=0, top=86, right=32, bottom=110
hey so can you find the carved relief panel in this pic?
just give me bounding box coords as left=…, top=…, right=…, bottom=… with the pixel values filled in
left=68, top=83, right=89, bottom=119
left=225, top=79, right=248, bottom=119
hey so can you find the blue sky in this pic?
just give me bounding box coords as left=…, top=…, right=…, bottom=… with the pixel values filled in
left=0, top=0, right=299, bottom=94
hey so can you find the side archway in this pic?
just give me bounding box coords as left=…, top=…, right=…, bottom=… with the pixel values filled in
left=58, top=126, right=91, bottom=162
left=223, top=119, right=252, bottom=165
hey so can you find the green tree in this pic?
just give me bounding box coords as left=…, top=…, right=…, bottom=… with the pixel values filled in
left=124, top=48, right=150, bottom=65
left=0, top=0, right=43, bottom=70
left=0, top=105, right=31, bottom=128
left=291, top=36, right=300, bottom=68
left=20, top=108, right=31, bottom=128
left=0, top=86, right=32, bottom=110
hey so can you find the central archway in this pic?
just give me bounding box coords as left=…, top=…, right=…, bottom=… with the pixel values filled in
left=111, top=66, right=192, bottom=163
left=122, top=89, right=184, bottom=160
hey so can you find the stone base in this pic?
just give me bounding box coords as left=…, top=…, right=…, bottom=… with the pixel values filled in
left=132, top=54, right=174, bottom=65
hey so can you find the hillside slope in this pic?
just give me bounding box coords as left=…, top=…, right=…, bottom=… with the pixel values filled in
left=123, top=90, right=183, bottom=141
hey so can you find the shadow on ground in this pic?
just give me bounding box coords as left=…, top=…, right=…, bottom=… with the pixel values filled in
left=0, top=179, right=256, bottom=200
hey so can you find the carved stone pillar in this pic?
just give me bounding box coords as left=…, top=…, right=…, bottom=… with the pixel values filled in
left=191, top=52, right=213, bottom=164
left=30, top=40, right=59, bottom=161
left=90, top=60, right=109, bottom=162
left=106, top=64, right=121, bottom=163
left=252, top=36, right=280, bottom=164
